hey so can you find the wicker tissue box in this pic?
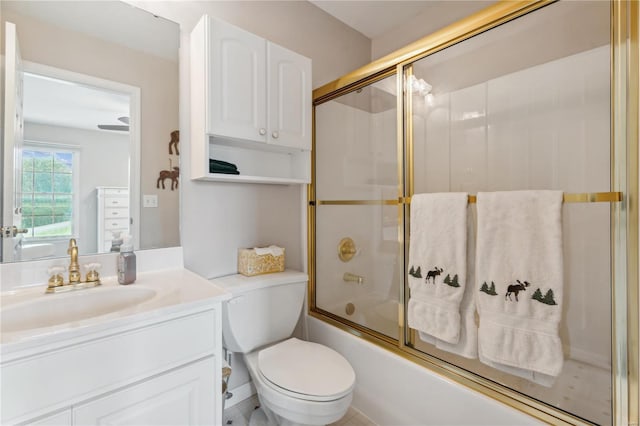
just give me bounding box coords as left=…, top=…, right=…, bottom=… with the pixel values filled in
left=238, top=246, right=285, bottom=276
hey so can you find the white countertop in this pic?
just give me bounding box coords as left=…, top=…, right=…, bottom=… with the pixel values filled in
left=1, top=268, right=230, bottom=357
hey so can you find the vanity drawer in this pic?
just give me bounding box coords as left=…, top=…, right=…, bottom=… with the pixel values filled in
left=104, top=218, right=129, bottom=230
left=103, top=188, right=128, bottom=196
left=0, top=309, right=217, bottom=423
left=104, top=208, right=129, bottom=219
left=104, top=197, right=129, bottom=208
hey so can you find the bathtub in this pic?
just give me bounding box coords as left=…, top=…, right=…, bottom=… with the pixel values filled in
left=326, top=294, right=399, bottom=339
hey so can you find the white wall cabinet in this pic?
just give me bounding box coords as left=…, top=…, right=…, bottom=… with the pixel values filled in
left=191, top=15, right=312, bottom=184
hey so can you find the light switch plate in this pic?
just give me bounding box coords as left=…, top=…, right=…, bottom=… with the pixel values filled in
left=143, top=194, right=158, bottom=208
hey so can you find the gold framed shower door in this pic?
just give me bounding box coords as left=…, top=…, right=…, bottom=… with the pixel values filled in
left=308, top=1, right=639, bottom=425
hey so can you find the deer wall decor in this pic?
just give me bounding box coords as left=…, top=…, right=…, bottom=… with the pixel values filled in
left=169, top=130, right=179, bottom=155
left=157, top=160, right=180, bottom=191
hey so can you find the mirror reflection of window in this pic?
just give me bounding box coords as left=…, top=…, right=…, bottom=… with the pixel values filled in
left=19, top=70, right=132, bottom=258
left=21, top=147, right=78, bottom=240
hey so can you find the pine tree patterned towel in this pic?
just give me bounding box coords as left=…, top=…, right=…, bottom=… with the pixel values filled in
left=407, top=192, right=468, bottom=344
left=476, top=190, right=564, bottom=387
left=418, top=204, right=478, bottom=359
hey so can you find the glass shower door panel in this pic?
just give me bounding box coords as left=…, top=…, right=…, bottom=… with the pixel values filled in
left=315, top=204, right=400, bottom=340
left=315, top=75, right=398, bottom=202
left=314, top=74, right=400, bottom=340
left=407, top=2, right=612, bottom=424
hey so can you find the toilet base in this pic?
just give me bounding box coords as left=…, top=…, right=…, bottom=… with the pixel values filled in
left=249, top=403, right=329, bottom=426
left=248, top=406, right=270, bottom=426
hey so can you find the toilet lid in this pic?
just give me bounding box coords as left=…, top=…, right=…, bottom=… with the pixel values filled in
left=258, top=338, right=355, bottom=398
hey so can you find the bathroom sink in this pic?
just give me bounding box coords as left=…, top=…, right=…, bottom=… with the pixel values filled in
left=1, top=286, right=156, bottom=334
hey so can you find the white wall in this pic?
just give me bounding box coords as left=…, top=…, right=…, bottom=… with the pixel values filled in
left=23, top=122, right=129, bottom=256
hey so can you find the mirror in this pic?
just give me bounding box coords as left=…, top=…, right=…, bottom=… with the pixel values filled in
left=1, top=0, right=180, bottom=262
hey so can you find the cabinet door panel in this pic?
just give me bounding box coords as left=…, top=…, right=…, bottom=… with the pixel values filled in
left=210, top=19, right=266, bottom=143
left=18, top=409, right=71, bottom=426
left=268, top=43, right=311, bottom=150
left=74, top=357, right=216, bottom=426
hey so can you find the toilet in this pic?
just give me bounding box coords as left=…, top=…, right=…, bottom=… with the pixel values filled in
left=211, top=270, right=355, bottom=426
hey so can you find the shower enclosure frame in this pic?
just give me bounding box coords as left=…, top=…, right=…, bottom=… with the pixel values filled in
left=308, top=1, right=639, bottom=425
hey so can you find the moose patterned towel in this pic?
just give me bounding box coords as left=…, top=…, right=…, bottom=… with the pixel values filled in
left=407, top=192, right=468, bottom=344
left=418, top=204, right=478, bottom=359
left=476, top=190, right=564, bottom=386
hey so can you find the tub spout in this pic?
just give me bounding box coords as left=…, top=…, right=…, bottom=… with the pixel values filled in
left=343, top=272, right=364, bottom=284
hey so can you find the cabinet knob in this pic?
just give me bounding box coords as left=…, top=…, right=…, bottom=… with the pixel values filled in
left=259, top=128, right=266, bottom=136
left=271, top=131, right=279, bottom=139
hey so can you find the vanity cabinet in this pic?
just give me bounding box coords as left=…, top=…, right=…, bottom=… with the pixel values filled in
left=19, top=409, right=72, bottom=426
left=74, top=357, right=214, bottom=425
left=190, top=15, right=312, bottom=184
left=2, top=306, right=222, bottom=426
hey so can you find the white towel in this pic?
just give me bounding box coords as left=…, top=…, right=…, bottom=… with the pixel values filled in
left=407, top=193, right=468, bottom=344
left=418, top=205, right=477, bottom=359
left=476, top=190, right=564, bottom=387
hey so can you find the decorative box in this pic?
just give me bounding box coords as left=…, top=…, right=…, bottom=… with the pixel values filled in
left=238, top=247, right=285, bottom=276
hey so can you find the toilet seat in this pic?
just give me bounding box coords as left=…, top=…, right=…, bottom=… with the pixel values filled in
left=258, top=338, right=355, bottom=402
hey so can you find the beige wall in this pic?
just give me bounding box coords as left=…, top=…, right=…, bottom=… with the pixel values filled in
left=130, top=0, right=371, bottom=89
left=371, top=1, right=495, bottom=61
left=1, top=9, right=180, bottom=251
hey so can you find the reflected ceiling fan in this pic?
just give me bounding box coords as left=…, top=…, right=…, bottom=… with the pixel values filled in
left=98, top=116, right=129, bottom=132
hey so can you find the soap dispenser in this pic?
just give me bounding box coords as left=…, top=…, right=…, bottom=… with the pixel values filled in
left=117, top=235, right=136, bottom=285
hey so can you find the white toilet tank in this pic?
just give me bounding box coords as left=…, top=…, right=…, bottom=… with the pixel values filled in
left=211, top=270, right=308, bottom=353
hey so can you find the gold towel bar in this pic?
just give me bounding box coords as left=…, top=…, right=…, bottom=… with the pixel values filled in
left=313, top=192, right=623, bottom=206
left=408, top=192, right=623, bottom=204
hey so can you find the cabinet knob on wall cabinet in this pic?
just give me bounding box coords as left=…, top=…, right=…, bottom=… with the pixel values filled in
left=271, top=131, right=279, bottom=139
left=259, top=128, right=266, bottom=135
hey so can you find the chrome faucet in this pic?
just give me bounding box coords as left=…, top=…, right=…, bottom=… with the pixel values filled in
left=343, top=272, right=364, bottom=284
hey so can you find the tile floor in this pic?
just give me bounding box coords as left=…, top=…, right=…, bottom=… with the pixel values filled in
left=223, top=395, right=377, bottom=426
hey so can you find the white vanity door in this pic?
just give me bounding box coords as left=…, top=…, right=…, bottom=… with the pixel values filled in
left=73, top=357, right=216, bottom=426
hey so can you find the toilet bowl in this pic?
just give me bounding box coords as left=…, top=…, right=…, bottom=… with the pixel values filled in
left=245, top=338, right=354, bottom=426
left=210, top=271, right=356, bottom=426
